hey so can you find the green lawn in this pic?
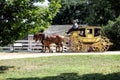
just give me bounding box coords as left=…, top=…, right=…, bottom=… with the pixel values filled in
left=0, top=55, right=120, bottom=80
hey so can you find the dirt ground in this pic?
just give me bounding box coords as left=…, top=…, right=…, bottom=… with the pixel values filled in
left=0, top=51, right=120, bottom=60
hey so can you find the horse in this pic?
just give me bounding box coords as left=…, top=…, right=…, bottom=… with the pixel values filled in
left=33, top=33, right=64, bottom=53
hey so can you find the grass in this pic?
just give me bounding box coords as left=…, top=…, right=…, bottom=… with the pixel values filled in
left=0, top=55, right=120, bottom=80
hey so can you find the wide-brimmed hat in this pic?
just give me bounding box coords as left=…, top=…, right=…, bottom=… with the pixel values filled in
left=72, top=19, right=77, bottom=23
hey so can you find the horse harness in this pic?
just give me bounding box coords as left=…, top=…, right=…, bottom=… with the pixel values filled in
left=41, top=33, right=46, bottom=44
left=41, top=33, right=59, bottom=44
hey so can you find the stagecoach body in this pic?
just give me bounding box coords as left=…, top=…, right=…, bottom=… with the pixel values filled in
left=65, top=26, right=113, bottom=52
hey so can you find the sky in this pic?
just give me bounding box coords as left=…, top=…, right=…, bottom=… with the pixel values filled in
left=34, top=0, right=49, bottom=7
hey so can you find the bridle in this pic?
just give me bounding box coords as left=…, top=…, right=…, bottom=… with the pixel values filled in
left=39, top=33, right=45, bottom=44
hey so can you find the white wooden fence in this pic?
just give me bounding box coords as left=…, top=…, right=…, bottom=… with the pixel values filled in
left=0, top=35, right=42, bottom=52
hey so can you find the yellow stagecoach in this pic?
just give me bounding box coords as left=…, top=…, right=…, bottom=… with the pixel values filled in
left=65, top=26, right=113, bottom=52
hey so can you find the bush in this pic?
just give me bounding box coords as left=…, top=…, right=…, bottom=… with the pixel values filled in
left=102, top=16, right=120, bottom=50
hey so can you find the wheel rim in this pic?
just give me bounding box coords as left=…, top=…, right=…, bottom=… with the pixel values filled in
left=70, top=39, right=82, bottom=52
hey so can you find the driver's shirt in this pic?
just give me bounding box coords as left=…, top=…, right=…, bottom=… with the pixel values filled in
left=72, top=23, right=78, bottom=29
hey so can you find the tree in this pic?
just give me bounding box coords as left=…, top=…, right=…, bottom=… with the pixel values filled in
left=109, top=0, right=120, bottom=18
left=102, top=16, right=120, bottom=50
left=0, top=0, right=61, bottom=46
left=85, top=0, right=115, bottom=25
left=52, top=0, right=87, bottom=24
left=53, top=0, right=120, bottom=26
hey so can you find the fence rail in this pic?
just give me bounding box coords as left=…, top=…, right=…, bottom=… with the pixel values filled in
left=0, top=35, right=43, bottom=52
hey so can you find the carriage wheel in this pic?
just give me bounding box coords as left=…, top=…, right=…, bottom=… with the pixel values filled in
left=101, top=45, right=110, bottom=52
left=92, top=41, right=104, bottom=52
left=92, top=46, right=100, bottom=52
left=69, top=40, right=82, bottom=52
left=99, top=37, right=111, bottom=51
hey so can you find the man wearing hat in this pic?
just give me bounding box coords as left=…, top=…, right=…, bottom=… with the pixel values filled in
left=66, top=19, right=78, bottom=34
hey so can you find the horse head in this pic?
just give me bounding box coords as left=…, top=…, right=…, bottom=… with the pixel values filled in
left=33, top=33, right=44, bottom=42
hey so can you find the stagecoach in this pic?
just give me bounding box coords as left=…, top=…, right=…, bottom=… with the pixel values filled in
left=65, top=26, right=113, bottom=52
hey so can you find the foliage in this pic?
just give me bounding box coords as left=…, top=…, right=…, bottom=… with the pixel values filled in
left=52, top=0, right=119, bottom=25
left=86, top=0, right=115, bottom=25
left=109, top=0, right=120, bottom=18
left=0, top=0, right=61, bottom=46
left=52, top=0, right=87, bottom=24
left=0, top=55, right=120, bottom=79
left=102, top=16, right=120, bottom=50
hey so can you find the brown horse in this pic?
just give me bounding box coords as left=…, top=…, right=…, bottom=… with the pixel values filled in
left=33, top=33, right=64, bottom=52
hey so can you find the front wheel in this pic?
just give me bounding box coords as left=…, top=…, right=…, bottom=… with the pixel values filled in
left=69, top=39, right=82, bottom=52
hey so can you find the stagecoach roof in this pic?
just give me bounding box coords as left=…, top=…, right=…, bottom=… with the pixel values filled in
left=78, top=25, right=101, bottom=28
left=43, top=25, right=101, bottom=36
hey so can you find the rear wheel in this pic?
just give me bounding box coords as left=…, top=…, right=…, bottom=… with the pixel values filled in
left=100, top=37, right=111, bottom=51
left=92, top=37, right=112, bottom=52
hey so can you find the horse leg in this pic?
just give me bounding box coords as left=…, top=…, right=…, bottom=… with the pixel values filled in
left=58, top=45, right=60, bottom=52
left=44, top=46, right=46, bottom=53
left=41, top=45, right=44, bottom=52
left=56, top=45, right=59, bottom=52
left=55, top=44, right=57, bottom=52
left=46, top=45, right=50, bottom=53
left=58, top=43, right=63, bottom=53
left=61, top=44, right=63, bottom=53
left=61, top=46, right=64, bottom=53
left=41, top=45, right=46, bottom=53
left=56, top=45, right=60, bottom=52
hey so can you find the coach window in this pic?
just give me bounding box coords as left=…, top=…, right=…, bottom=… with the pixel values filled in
left=94, top=29, right=100, bottom=36
left=87, top=29, right=92, bottom=34
left=79, top=29, right=85, bottom=37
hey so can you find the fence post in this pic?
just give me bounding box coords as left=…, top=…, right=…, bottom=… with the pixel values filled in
left=10, top=44, right=14, bottom=52
left=28, top=34, right=33, bottom=51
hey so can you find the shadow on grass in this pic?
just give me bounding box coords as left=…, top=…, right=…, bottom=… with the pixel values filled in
left=0, top=66, right=14, bottom=73
left=7, top=72, right=120, bottom=80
